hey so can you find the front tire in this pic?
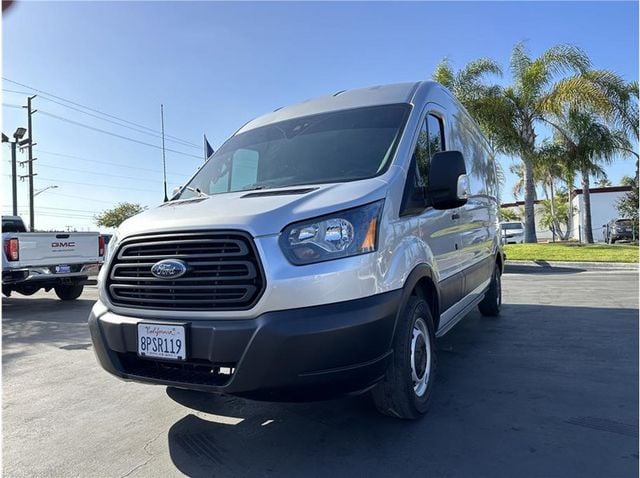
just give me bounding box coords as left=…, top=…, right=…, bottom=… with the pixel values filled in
left=371, top=296, right=437, bottom=419
left=478, top=264, right=501, bottom=317
left=54, top=284, right=84, bottom=301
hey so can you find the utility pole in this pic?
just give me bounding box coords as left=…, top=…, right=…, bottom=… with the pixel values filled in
left=11, top=140, right=17, bottom=216
left=24, top=95, right=37, bottom=231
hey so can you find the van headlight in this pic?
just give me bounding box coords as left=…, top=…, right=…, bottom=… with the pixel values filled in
left=279, top=200, right=384, bottom=265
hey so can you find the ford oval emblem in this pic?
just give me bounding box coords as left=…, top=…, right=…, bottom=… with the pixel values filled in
left=150, top=259, right=188, bottom=279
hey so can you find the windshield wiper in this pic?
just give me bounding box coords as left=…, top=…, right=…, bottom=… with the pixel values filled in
left=185, top=186, right=209, bottom=198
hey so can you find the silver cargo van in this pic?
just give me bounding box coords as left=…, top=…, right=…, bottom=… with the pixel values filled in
left=89, top=81, right=503, bottom=419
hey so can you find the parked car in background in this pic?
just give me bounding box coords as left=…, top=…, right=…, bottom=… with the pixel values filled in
left=500, top=221, right=525, bottom=244
left=2, top=215, right=103, bottom=300
left=603, top=218, right=635, bottom=243
left=89, top=81, right=504, bottom=419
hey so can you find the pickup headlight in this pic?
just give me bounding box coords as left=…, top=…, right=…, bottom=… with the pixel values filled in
left=279, top=200, right=384, bottom=265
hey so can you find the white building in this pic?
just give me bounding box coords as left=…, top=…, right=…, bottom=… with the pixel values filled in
left=570, top=186, right=632, bottom=242
left=500, top=185, right=632, bottom=242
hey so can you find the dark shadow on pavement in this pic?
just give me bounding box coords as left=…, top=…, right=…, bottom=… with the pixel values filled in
left=165, top=304, right=638, bottom=478
left=2, top=297, right=95, bottom=360
left=504, top=263, right=587, bottom=274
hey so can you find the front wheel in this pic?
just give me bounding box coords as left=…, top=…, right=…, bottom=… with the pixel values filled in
left=371, top=296, right=437, bottom=419
left=54, top=284, right=84, bottom=301
left=478, top=264, right=501, bottom=317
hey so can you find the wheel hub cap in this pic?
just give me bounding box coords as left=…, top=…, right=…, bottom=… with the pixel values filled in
left=411, top=317, right=431, bottom=397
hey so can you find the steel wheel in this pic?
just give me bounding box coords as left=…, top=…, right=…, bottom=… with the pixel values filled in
left=411, top=317, right=431, bottom=397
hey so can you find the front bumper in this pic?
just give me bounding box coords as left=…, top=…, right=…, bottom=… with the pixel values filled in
left=89, top=290, right=402, bottom=401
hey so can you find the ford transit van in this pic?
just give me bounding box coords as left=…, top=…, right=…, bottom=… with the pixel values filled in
left=89, top=81, right=503, bottom=419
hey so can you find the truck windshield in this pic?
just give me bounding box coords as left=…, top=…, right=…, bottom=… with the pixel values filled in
left=176, top=104, right=410, bottom=198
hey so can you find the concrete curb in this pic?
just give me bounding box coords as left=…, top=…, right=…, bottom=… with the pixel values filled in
left=506, top=260, right=638, bottom=271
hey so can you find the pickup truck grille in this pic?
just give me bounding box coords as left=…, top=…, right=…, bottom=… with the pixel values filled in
left=106, top=231, right=265, bottom=311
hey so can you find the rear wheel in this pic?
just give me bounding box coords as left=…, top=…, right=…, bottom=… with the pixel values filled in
left=371, top=296, right=437, bottom=419
left=478, top=264, right=501, bottom=317
left=54, top=284, right=84, bottom=301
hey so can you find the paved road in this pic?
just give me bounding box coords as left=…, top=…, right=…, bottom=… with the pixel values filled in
left=3, top=270, right=638, bottom=477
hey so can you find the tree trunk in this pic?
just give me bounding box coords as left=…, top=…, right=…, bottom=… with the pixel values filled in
left=581, top=166, right=594, bottom=244
left=523, top=154, right=538, bottom=243
left=549, top=175, right=556, bottom=242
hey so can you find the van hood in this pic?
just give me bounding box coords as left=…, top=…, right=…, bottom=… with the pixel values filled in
left=117, top=178, right=388, bottom=238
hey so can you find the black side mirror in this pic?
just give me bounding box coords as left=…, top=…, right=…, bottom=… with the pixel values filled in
left=427, top=151, right=469, bottom=210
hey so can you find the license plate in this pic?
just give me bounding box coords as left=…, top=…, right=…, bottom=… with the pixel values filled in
left=137, top=323, right=186, bottom=361
left=55, top=265, right=71, bottom=274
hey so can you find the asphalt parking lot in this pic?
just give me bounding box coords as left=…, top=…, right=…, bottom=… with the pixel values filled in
left=3, top=268, right=638, bottom=478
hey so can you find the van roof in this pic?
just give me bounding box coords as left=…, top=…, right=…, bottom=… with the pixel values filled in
left=236, top=81, right=440, bottom=134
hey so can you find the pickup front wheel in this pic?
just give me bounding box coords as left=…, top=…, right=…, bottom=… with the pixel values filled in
left=54, top=284, right=84, bottom=301
left=371, top=296, right=436, bottom=419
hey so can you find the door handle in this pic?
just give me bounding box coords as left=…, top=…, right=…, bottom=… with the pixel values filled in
left=451, top=213, right=460, bottom=220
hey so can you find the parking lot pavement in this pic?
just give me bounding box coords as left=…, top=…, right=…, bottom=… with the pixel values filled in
left=3, top=271, right=638, bottom=478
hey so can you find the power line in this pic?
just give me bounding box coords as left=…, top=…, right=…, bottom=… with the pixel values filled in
left=35, top=95, right=200, bottom=150
left=36, top=109, right=202, bottom=160
left=3, top=174, right=159, bottom=193
left=2, top=103, right=23, bottom=108
left=2, top=78, right=201, bottom=148
left=34, top=163, right=170, bottom=184
left=33, top=149, right=189, bottom=177
left=47, top=192, right=123, bottom=204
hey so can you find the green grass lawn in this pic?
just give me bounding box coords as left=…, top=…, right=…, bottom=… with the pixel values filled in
left=503, top=242, right=639, bottom=263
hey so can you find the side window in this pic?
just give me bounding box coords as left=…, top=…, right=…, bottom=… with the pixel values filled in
left=426, top=113, right=445, bottom=157
left=412, top=113, right=446, bottom=187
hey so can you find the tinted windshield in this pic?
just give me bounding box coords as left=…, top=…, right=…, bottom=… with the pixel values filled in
left=615, top=220, right=633, bottom=226
left=501, top=223, right=523, bottom=230
left=177, top=104, right=410, bottom=198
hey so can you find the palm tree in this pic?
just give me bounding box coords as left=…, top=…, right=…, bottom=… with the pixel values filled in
left=550, top=109, right=632, bottom=243
left=595, top=178, right=612, bottom=188
left=432, top=57, right=503, bottom=126
left=479, top=43, right=609, bottom=243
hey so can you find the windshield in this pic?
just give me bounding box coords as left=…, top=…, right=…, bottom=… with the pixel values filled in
left=615, top=220, right=633, bottom=226
left=177, top=104, right=410, bottom=199
left=501, top=223, right=523, bottom=231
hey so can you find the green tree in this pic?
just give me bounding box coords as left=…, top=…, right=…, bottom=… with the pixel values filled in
left=500, top=208, right=520, bottom=221
left=538, top=194, right=571, bottom=240
left=550, top=109, right=631, bottom=243
left=616, top=160, right=639, bottom=236
left=595, top=177, right=612, bottom=188
left=95, top=202, right=146, bottom=228
left=432, top=57, right=503, bottom=132
left=620, top=175, right=636, bottom=187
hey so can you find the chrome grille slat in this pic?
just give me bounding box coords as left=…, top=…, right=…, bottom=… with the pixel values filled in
left=106, top=231, right=265, bottom=311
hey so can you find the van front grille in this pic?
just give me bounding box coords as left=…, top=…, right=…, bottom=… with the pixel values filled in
left=106, top=231, right=265, bottom=310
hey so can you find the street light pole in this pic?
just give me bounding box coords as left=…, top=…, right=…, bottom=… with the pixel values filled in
left=33, top=185, right=58, bottom=197
left=2, top=127, right=27, bottom=217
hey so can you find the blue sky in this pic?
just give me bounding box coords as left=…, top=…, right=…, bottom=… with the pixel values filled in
left=2, top=1, right=638, bottom=231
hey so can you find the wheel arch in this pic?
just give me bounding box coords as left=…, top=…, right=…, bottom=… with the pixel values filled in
left=393, top=264, right=441, bottom=339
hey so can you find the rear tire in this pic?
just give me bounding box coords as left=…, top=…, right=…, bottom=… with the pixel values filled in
left=371, top=296, right=437, bottom=419
left=54, top=284, right=84, bottom=301
left=478, top=264, right=501, bottom=317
